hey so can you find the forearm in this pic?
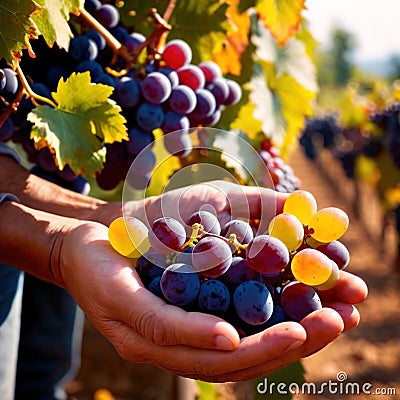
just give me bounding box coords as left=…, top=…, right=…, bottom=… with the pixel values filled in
left=0, top=200, right=79, bottom=286
left=0, top=154, right=106, bottom=220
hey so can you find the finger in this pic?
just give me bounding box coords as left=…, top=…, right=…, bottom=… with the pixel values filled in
left=323, top=302, right=360, bottom=332
left=103, top=320, right=306, bottom=380
left=319, top=271, right=368, bottom=304
left=204, top=307, right=344, bottom=382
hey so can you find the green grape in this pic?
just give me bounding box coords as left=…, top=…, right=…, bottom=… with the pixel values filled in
left=313, top=261, right=340, bottom=291
left=283, top=190, right=318, bottom=225
left=108, top=216, right=150, bottom=258
left=291, top=248, right=332, bottom=286
left=268, top=213, right=304, bottom=252
left=309, top=207, right=349, bottom=243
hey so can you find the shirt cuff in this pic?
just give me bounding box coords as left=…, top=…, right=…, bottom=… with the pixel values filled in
left=0, top=193, right=20, bottom=205
left=0, top=144, right=22, bottom=165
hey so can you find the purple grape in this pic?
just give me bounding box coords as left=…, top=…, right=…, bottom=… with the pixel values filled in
left=45, top=64, right=71, bottom=90
left=86, top=29, right=106, bottom=50
left=265, top=304, right=288, bottom=328
left=220, top=257, right=254, bottom=290
left=95, top=4, right=120, bottom=29
left=177, top=65, right=205, bottom=90
left=186, top=210, right=221, bottom=235
left=163, top=39, right=192, bottom=70
left=246, top=234, right=289, bottom=274
left=233, top=280, right=274, bottom=325
left=123, top=32, right=146, bottom=53
left=69, top=36, right=98, bottom=61
left=163, top=130, right=192, bottom=158
left=197, top=279, right=230, bottom=316
left=206, top=78, right=229, bottom=106
left=131, top=148, right=156, bottom=176
left=135, top=252, right=165, bottom=285
left=115, top=76, right=141, bottom=108
left=159, top=67, right=179, bottom=89
left=126, top=172, right=151, bottom=190
left=148, top=217, right=187, bottom=254
left=168, top=85, right=197, bottom=114
left=192, top=236, right=232, bottom=278
left=125, top=128, right=154, bottom=155
left=161, top=111, right=189, bottom=134
left=281, top=281, right=322, bottom=321
left=199, top=61, right=222, bottom=82
left=190, top=89, right=216, bottom=120
left=57, top=164, right=77, bottom=182
left=147, top=276, right=164, bottom=298
left=176, top=246, right=193, bottom=265
left=220, top=219, right=254, bottom=244
left=76, top=60, right=104, bottom=81
left=198, top=108, right=222, bottom=126
left=136, top=103, right=164, bottom=132
left=223, top=79, right=242, bottom=105
left=84, top=0, right=101, bottom=13
left=141, top=72, right=172, bottom=104
left=0, top=68, right=18, bottom=100
left=37, top=147, right=57, bottom=172
left=316, top=241, right=350, bottom=270
left=160, top=263, right=200, bottom=306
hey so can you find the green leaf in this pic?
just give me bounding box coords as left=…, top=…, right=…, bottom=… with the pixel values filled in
left=32, top=0, right=83, bottom=50
left=28, top=72, right=127, bottom=176
left=0, top=0, right=38, bottom=67
left=252, top=19, right=318, bottom=92
left=213, top=129, right=265, bottom=183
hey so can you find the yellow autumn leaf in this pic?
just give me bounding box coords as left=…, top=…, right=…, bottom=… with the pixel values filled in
left=256, top=0, right=306, bottom=47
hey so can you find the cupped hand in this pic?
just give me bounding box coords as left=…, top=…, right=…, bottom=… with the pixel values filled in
left=57, top=220, right=367, bottom=382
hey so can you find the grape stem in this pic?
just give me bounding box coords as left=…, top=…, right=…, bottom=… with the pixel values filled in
left=16, top=65, right=57, bottom=108
left=162, top=0, right=177, bottom=22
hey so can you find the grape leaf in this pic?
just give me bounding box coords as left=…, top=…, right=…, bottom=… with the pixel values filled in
left=252, top=19, right=317, bottom=91
left=32, top=0, right=83, bottom=50
left=0, top=0, right=39, bottom=67
left=28, top=72, right=127, bottom=176
left=256, top=0, right=306, bottom=47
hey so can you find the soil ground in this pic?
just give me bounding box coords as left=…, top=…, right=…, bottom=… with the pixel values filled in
left=67, top=148, right=400, bottom=400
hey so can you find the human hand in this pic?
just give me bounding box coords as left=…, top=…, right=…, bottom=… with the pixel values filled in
left=56, top=220, right=367, bottom=382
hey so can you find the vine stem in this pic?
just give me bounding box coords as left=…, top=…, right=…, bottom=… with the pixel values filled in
left=162, top=0, right=177, bottom=23
left=16, top=65, right=57, bottom=108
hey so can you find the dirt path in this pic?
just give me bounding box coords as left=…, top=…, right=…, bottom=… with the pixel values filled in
left=290, top=148, right=400, bottom=400
left=68, top=148, right=400, bottom=400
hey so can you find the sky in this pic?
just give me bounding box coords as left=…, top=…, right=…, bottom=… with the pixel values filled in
left=303, top=0, right=400, bottom=62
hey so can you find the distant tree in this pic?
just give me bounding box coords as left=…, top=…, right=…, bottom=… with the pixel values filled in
left=389, top=54, right=400, bottom=81
left=331, top=28, right=356, bottom=85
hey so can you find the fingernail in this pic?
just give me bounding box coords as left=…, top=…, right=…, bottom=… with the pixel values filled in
left=284, top=340, right=303, bottom=353
left=215, top=335, right=235, bottom=351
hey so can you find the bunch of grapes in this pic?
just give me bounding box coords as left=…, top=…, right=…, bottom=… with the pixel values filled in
left=108, top=190, right=350, bottom=336
left=0, top=0, right=242, bottom=193
left=259, top=139, right=299, bottom=193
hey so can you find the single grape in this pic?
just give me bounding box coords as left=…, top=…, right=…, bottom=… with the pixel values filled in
left=69, top=36, right=98, bottom=61
left=281, top=281, right=322, bottom=322
left=291, top=248, right=333, bottom=285
left=141, top=72, right=172, bottom=104
left=147, top=276, right=164, bottom=298
left=37, top=147, right=57, bottom=172
left=162, top=111, right=190, bottom=134
left=177, top=65, right=205, bottom=90
left=163, top=130, right=192, bottom=158
left=169, top=85, right=197, bottom=114
left=126, top=128, right=154, bottom=156
left=148, top=217, right=187, bottom=254
left=309, top=207, right=349, bottom=243
left=159, top=67, right=179, bottom=89
left=199, top=108, right=222, bottom=126
left=115, top=76, right=141, bottom=108
left=163, top=39, right=192, bottom=70
left=283, top=190, right=318, bottom=225
left=135, top=251, right=165, bottom=285
left=86, top=29, right=107, bottom=51
left=223, top=79, right=242, bottom=105
left=233, top=280, right=274, bottom=325
left=197, top=279, right=231, bottom=317
left=246, top=235, right=289, bottom=275
left=206, top=78, right=229, bottom=106
left=220, top=219, right=254, bottom=244
left=265, top=304, right=288, bottom=328
left=199, top=61, right=222, bottom=82
left=219, top=257, right=254, bottom=290
left=186, top=210, right=221, bottom=235
left=58, top=164, right=78, bottom=182
left=131, top=149, right=156, bottom=176
left=316, top=240, right=350, bottom=270
left=95, top=4, right=120, bottom=29
left=176, top=246, right=193, bottom=265
left=136, top=103, right=165, bottom=132
left=313, top=261, right=340, bottom=291
left=0, top=68, right=19, bottom=100
left=268, top=213, right=304, bottom=252
left=190, top=88, right=216, bottom=120
left=76, top=60, right=104, bottom=81
left=192, top=236, right=232, bottom=278
left=123, top=32, right=146, bottom=53
left=108, top=217, right=150, bottom=258
left=160, top=263, right=200, bottom=306
left=125, top=172, right=151, bottom=190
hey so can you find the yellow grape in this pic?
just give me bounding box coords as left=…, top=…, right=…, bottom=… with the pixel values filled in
left=108, top=217, right=150, bottom=258
left=291, top=248, right=332, bottom=286
left=268, top=213, right=304, bottom=251
left=283, top=190, right=318, bottom=225
left=313, top=261, right=340, bottom=291
left=309, top=207, right=349, bottom=243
